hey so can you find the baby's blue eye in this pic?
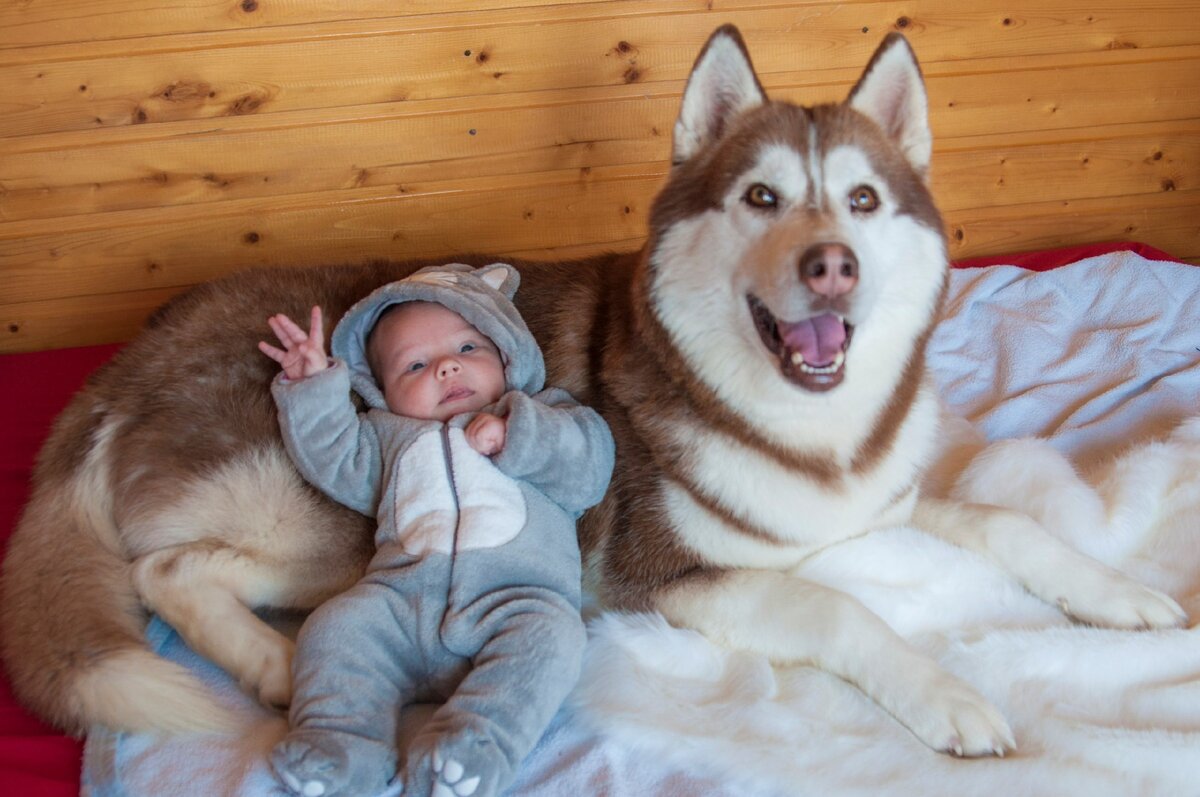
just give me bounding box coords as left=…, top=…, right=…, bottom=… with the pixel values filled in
left=407, top=361, right=425, bottom=373
left=460, top=343, right=476, bottom=353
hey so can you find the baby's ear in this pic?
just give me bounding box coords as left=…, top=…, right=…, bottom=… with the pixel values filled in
left=476, top=263, right=520, bottom=298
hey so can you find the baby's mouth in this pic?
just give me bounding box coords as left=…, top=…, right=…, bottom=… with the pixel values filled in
left=441, top=386, right=474, bottom=404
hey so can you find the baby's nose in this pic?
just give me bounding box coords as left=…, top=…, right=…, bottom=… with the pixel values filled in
left=436, top=358, right=462, bottom=378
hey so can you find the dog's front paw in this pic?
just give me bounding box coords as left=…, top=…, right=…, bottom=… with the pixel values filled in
left=241, top=636, right=294, bottom=710
left=899, top=673, right=1015, bottom=758
left=1056, top=570, right=1187, bottom=630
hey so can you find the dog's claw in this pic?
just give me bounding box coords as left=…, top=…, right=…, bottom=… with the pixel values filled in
left=1056, top=574, right=1188, bottom=630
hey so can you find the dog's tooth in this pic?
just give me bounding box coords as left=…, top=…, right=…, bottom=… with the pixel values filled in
left=833, top=351, right=845, bottom=368
left=790, top=351, right=805, bottom=366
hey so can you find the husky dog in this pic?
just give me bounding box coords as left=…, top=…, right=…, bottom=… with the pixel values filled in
left=1, top=26, right=1184, bottom=756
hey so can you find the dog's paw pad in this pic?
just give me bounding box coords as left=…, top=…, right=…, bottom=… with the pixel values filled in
left=432, top=756, right=480, bottom=796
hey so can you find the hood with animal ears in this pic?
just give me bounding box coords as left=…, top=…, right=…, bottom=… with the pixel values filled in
left=330, top=262, right=546, bottom=411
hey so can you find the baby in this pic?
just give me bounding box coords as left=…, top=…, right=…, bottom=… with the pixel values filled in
left=258, top=263, right=615, bottom=797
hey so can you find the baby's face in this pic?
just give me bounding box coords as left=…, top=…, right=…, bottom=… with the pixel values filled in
left=369, top=302, right=506, bottom=421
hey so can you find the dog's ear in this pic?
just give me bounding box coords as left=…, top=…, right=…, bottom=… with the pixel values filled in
left=672, top=24, right=766, bottom=165
left=848, top=34, right=932, bottom=175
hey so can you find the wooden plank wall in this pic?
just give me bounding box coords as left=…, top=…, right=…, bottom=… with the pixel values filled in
left=2, top=0, right=1198, bottom=352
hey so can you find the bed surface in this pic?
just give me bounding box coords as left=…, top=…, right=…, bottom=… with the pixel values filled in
left=0, top=344, right=119, bottom=796
left=0, top=242, right=1187, bottom=795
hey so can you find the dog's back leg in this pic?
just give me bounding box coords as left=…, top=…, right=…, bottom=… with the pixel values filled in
left=126, top=445, right=371, bottom=711
left=913, top=497, right=1186, bottom=629
left=133, top=541, right=311, bottom=710
left=655, top=569, right=1016, bottom=757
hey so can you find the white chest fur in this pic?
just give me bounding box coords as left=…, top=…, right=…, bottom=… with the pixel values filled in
left=664, top=384, right=939, bottom=569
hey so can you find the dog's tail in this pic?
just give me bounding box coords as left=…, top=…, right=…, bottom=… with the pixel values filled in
left=0, top=399, right=235, bottom=736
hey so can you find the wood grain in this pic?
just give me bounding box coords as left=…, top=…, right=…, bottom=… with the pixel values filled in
left=0, top=164, right=660, bottom=306
left=4, top=53, right=1196, bottom=222
left=1, top=0, right=1198, bottom=352
left=4, top=2, right=1198, bottom=136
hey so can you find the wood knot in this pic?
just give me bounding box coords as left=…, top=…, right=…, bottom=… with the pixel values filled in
left=160, top=81, right=211, bottom=103
left=243, top=231, right=260, bottom=244
left=229, top=93, right=266, bottom=115
left=241, top=0, right=258, bottom=12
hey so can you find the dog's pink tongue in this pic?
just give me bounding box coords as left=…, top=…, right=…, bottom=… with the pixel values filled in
left=779, top=313, right=845, bottom=365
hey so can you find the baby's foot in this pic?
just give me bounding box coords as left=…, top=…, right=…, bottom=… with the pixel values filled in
left=405, top=727, right=510, bottom=797
left=432, top=749, right=482, bottom=797
left=271, top=730, right=394, bottom=797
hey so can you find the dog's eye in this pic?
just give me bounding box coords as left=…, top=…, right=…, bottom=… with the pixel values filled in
left=850, top=185, right=879, bottom=213
left=744, top=183, right=778, bottom=209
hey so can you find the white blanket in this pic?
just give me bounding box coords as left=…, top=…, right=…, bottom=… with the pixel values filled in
left=84, top=251, right=1200, bottom=796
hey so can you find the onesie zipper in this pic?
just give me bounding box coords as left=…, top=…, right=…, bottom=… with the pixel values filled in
left=439, top=426, right=461, bottom=627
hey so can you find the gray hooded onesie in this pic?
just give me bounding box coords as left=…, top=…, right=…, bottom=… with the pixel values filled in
left=268, top=263, right=614, bottom=797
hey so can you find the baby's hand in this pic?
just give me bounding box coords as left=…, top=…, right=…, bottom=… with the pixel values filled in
left=466, top=413, right=507, bottom=456
left=258, top=306, right=328, bottom=381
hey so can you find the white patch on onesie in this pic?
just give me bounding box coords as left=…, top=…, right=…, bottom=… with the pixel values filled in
left=447, top=428, right=526, bottom=551
left=391, top=430, right=526, bottom=556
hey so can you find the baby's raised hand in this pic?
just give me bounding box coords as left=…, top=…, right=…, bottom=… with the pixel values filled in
left=466, top=412, right=507, bottom=456
left=258, top=306, right=328, bottom=381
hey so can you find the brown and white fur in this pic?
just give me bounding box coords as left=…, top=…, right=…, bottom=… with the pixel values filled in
left=0, top=27, right=1184, bottom=756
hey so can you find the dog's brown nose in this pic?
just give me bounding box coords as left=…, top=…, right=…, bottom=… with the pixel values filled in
left=800, top=243, right=859, bottom=298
